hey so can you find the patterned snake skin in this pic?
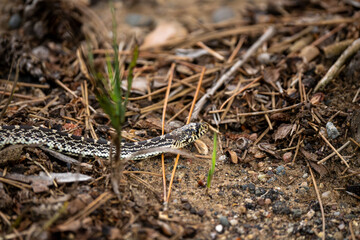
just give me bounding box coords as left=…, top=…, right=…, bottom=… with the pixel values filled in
left=0, top=123, right=208, bottom=160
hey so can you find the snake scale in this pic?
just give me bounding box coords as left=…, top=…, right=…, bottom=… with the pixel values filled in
left=0, top=123, right=208, bottom=160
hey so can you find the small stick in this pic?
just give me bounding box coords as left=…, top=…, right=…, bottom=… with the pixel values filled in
left=307, top=161, right=326, bottom=240
left=292, top=135, right=303, bottom=164
left=220, top=76, right=262, bottom=110
left=55, top=79, right=97, bottom=113
left=226, top=102, right=303, bottom=118
left=196, top=41, right=225, bottom=61
left=253, top=126, right=270, bottom=146
left=191, top=26, right=276, bottom=120
left=317, top=140, right=350, bottom=164
left=310, top=123, right=350, bottom=168
left=161, top=63, right=175, bottom=203
left=261, top=104, right=273, bottom=130
left=0, top=79, right=50, bottom=89
left=352, top=87, right=360, bottom=103
left=227, top=36, right=245, bottom=63
left=349, top=137, right=360, bottom=148
left=314, top=38, right=360, bottom=92
left=167, top=67, right=205, bottom=202
left=220, top=76, right=244, bottom=120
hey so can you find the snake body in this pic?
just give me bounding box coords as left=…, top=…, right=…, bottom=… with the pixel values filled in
left=0, top=123, right=208, bottom=160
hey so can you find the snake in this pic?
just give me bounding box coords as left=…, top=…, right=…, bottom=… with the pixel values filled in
left=0, top=122, right=208, bottom=160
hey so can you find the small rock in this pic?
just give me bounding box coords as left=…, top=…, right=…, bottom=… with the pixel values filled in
left=258, top=174, right=267, bottom=182
left=291, top=209, right=302, bottom=219
left=306, top=209, right=315, bottom=219
left=282, top=152, right=292, bottom=162
left=197, top=209, right=206, bottom=217
left=333, top=231, right=343, bottom=240
left=321, top=191, right=331, bottom=199
left=125, top=13, right=153, bottom=27
left=215, top=224, right=223, bottom=233
left=8, top=13, right=22, bottom=30
left=275, top=166, right=286, bottom=176
left=257, top=52, right=272, bottom=65
left=219, top=216, right=230, bottom=227
left=32, top=46, right=50, bottom=60
left=265, top=198, right=272, bottom=205
left=229, top=219, right=238, bottom=226
left=212, top=6, right=235, bottom=23
left=302, top=173, right=309, bottom=178
left=232, top=191, right=240, bottom=197
left=300, top=182, right=308, bottom=188
left=338, top=222, right=346, bottom=230
left=248, top=183, right=256, bottom=193
left=190, top=207, right=197, bottom=214
left=326, top=122, right=340, bottom=139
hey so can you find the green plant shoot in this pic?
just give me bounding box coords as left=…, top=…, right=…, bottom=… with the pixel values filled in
left=206, top=132, right=217, bottom=189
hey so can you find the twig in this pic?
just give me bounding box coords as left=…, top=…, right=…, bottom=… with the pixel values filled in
left=227, top=102, right=303, bottom=118
left=307, top=161, right=326, bottom=240
left=191, top=26, right=276, bottom=120
left=167, top=67, right=205, bottom=202
left=309, top=123, right=350, bottom=168
left=220, top=76, right=262, bottom=110
left=317, top=140, right=350, bottom=164
left=292, top=135, right=303, bottom=164
left=314, top=38, right=360, bottom=92
left=196, top=41, right=224, bottom=61
left=161, top=63, right=175, bottom=203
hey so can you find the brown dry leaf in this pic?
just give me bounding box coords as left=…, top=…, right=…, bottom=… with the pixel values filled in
left=141, top=21, right=188, bottom=49
left=195, top=140, right=208, bottom=155
left=122, top=76, right=148, bottom=95
left=300, top=148, right=318, bottom=161
left=263, top=67, right=280, bottom=85
left=258, top=143, right=280, bottom=158
left=310, top=92, right=325, bottom=105
left=249, top=146, right=266, bottom=159
left=270, top=112, right=291, bottom=122
left=300, top=45, right=320, bottom=63
left=308, top=161, right=329, bottom=177
left=226, top=149, right=238, bottom=164
left=274, top=123, right=294, bottom=141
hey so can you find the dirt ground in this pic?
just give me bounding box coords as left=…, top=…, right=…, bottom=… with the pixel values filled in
left=0, top=0, right=359, bottom=239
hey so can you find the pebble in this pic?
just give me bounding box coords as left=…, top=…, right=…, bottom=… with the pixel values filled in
left=257, top=52, right=272, bottom=65
left=291, top=209, right=302, bottom=219
left=219, top=216, right=230, bottom=227
left=282, top=152, right=292, bottom=162
left=338, top=222, right=345, bottom=230
left=215, top=224, right=223, bottom=233
left=212, top=6, right=235, bottom=23
left=306, top=209, right=315, bottom=219
left=229, top=219, right=238, bottom=226
left=321, top=191, right=331, bottom=199
left=333, top=231, right=343, bottom=240
left=197, top=209, right=206, bottom=217
left=264, top=198, right=272, bottom=205
left=125, top=13, right=153, bottom=27
left=258, top=174, right=267, bottom=182
left=302, top=173, right=309, bottom=178
left=8, top=13, right=22, bottom=30
left=300, top=182, right=308, bottom=187
left=326, top=122, right=340, bottom=139
left=275, top=166, right=286, bottom=175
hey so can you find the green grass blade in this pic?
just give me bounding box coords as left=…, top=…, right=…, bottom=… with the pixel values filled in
left=206, top=132, right=217, bottom=189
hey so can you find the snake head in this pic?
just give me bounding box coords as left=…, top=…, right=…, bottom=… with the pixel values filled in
left=172, top=122, right=209, bottom=148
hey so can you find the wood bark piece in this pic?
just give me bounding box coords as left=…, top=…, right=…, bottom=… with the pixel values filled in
left=191, top=26, right=276, bottom=120
left=314, top=38, right=360, bottom=92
